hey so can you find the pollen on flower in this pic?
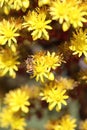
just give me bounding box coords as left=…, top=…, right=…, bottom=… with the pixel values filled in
left=0, top=47, right=20, bottom=78
left=69, top=28, right=87, bottom=57
left=23, top=7, right=52, bottom=40
left=40, top=81, right=69, bottom=111
left=4, top=86, right=30, bottom=113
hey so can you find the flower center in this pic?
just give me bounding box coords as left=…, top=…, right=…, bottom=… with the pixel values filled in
left=5, top=29, right=14, bottom=38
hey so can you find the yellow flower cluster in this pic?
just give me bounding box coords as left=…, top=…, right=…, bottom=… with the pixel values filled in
left=0, top=0, right=30, bottom=14
left=49, top=0, right=87, bottom=31
left=0, top=47, right=20, bottom=78
left=0, top=0, right=87, bottom=129
left=0, top=18, right=21, bottom=52
left=26, top=51, right=64, bottom=82
left=79, top=119, right=87, bottom=130
left=23, top=8, right=52, bottom=40
left=45, top=114, right=77, bottom=130
left=4, top=86, right=30, bottom=113
left=69, top=28, right=87, bottom=57
left=40, top=80, right=69, bottom=111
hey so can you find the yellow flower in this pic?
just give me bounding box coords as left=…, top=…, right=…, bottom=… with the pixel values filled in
left=23, top=8, right=52, bottom=40
left=60, top=115, right=77, bottom=130
left=0, top=108, right=26, bottom=130
left=69, top=28, right=87, bottom=57
left=49, top=0, right=87, bottom=31
left=50, top=0, right=71, bottom=22
left=33, top=52, right=49, bottom=82
left=45, top=115, right=76, bottom=130
left=4, top=87, right=30, bottom=113
left=26, top=51, right=64, bottom=82
left=0, top=19, right=20, bottom=52
left=79, top=119, right=87, bottom=130
left=11, top=115, right=26, bottom=130
left=0, top=48, right=20, bottom=78
left=49, top=0, right=73, bottom=31
left=0, top=108, right=13, bottom=128
left=69, top=5, right=87, bottom=28
left=40, top=82, right=69, bottom=111
left=38, top=0, right=51, bottom=7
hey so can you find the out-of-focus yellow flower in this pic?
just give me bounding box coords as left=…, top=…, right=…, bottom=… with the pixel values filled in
left=38, top=0, right=51, bottom=7
left=0, top=0, right=8, bottom=7
left=0, top=0, right=30, bottom=14
left=0, top=19, right=20, bottom=52
left=0, top=108, right=13, bottom=128
left=49, top=0, right=87, bottom=31
left=58, top=42, right=71, bottom=60
left=26, top=51, right=64, bottom=82
left=21, top=85, right=40, bottom=99
left=0, top=108, right=26, bottom=130
left=79, top=69, right=87, bottom=82
left=0, top=48, right=20, bottom=78
left=69, top=28, right=87, bottom=57
left=79, top=119, right=87, bottom=130
left=28, top=86, right=40, bottom=99
left=45, top=115, right=76, bottom=130
left=8, top=0, right=30, bottom=11
left=11, top=115, right=26, bottom=130
left=23, top=8, right=52, bottom=40
left=40, top=82, right=69, bottom=111
left=0, top=0, right=10, bottom=14
left=4, top=86, right=30, bottom=113
left=56, top=77, right=77, bottom=90
left=60, top=115, right=77, bottom=130
left=45, top=120, right=61, bottom=130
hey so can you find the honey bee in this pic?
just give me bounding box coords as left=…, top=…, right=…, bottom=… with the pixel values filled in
left=25, top=56, right=34, bottom=75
